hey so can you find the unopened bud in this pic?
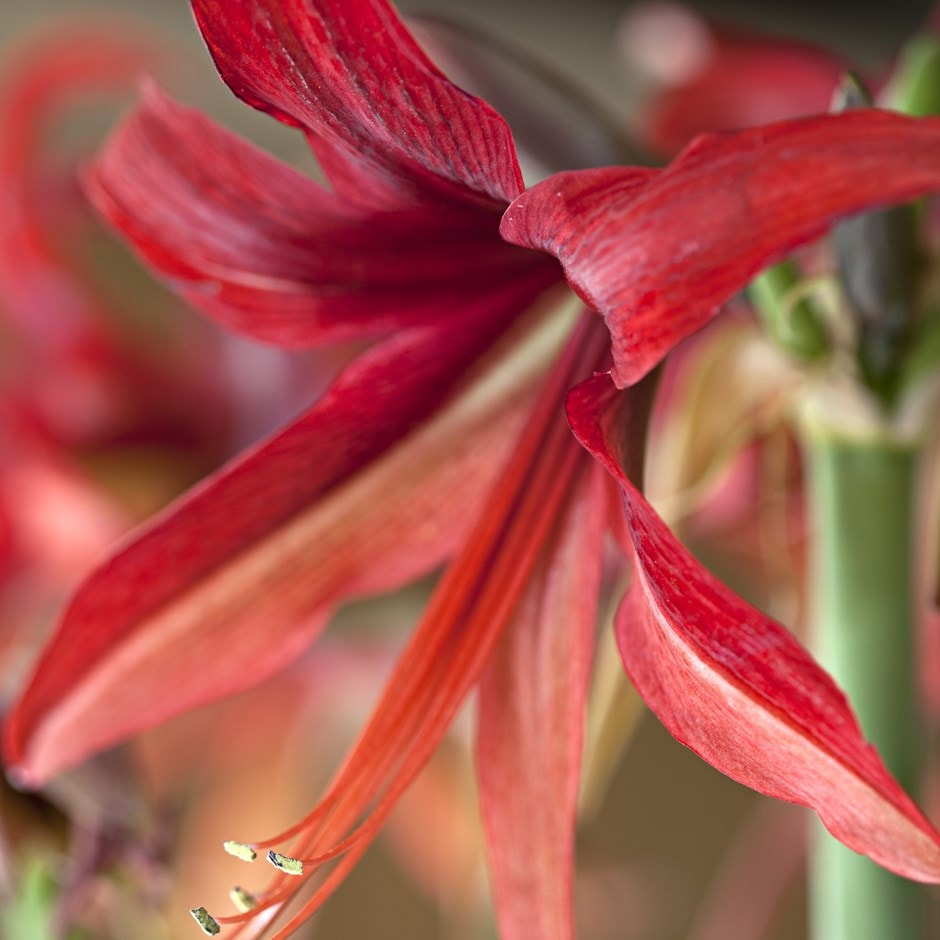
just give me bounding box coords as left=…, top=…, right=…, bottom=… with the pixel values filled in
left=831, top=72, right=919, bottom=406
left=831, top=71, right=873, bottom=110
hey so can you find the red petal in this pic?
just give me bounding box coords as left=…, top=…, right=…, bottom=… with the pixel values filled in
left=477, top=463, right=607, bottom=940
left=89, top=85, right=551, bottom=348
left=4, top=299, right=553, bottom=786
left=218, top=313, right=610, bottom=937
left=503, top=110, right=940, bottom=387
left=190, top=0, right=523, bottom=209
left=567, top=372, right=940, bottom=881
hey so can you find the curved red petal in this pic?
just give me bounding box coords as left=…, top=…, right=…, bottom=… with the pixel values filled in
left=477, top=464, right=607, bottom=940
left=566, top=372, right=940, bottom=881
left=504, top=110, right=940, bottom=387
left=4, top=296, right=547, bottom=785
left=190, top=0, right=523, bottom=209
left=215, top=313, right=609, bottom=937
left=89, top=85, right=548, bottom=348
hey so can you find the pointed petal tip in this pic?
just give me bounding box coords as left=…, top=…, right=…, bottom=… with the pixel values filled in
left=2, top=710, right=45, bottom=791
left=569, top=371, right=940, bottom=884
left=3, top=706, right=86, bottom=792
left=0, top=307, right=556, bottom=797
left=2, top=760, right=41, bottom=793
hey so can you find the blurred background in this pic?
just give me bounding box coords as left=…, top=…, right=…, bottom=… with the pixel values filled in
left=0, top=1, right=935, bottom=939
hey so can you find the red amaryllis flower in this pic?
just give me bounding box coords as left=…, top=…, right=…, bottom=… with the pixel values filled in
left=0, top=24, right=233, bottom=462
left=7, top=1, right=940, bottom=937
left=618, top=1, right=847, bottom=156
left=619, top=0, right=940, bottom=160
left=0, top=24, right=243, bottom=698
left=502, top=98, right=940, bottom=856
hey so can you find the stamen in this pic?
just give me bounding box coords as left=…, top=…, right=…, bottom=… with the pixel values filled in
left=267, top=850, right=304, bottom=875
left=190, top=907, right=221, bottom=935
left=248, top=793, right=341, bottom=849
left=229, top=886, right=259, bottom=912
left=223, top=840, right=257, bottom=862
left=197, top=318, right=608, bottom=939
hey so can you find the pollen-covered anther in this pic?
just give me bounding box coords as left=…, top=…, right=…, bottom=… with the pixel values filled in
left=266, top=850, right=304, bottom=875
left=223, top=840, right=257, bottom=862
left=229, top=885, right=259, bottom=912
left=190, top=906, right=221, bottom=935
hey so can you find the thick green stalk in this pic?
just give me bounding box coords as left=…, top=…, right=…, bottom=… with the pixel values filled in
left=806, top=425, right=924, bottom=940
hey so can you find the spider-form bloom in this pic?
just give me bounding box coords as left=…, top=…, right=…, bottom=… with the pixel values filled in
left=7, top=1, right=940, bottom=936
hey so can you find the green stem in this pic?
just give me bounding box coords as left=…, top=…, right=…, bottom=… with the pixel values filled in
left=806, top=427, right=925, bottom=940
left=885, top=34, right=940, bottom=118
left=749, top=261, right=829, bottom=361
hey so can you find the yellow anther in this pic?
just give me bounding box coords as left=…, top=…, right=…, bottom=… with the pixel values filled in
left=229, top=885, right=259, bottom=912
left=223, top=840, right=257, bottom=862
left=267, top=850, right=304, bottom=876
left=190, top=906, right=221, bottom=935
